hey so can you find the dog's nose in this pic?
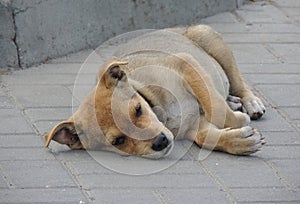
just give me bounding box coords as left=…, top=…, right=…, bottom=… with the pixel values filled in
left=151, top=133, right=169, bottom=151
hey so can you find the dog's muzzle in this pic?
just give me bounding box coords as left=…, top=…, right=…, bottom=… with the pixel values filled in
left=151, top=133, right=170, bottom=151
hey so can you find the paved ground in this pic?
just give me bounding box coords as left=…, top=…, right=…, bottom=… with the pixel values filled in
left=1, top=0, right=300, bottom=203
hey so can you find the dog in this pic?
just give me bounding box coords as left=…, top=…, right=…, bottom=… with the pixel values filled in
left=45, top=25, right=266, bottom=159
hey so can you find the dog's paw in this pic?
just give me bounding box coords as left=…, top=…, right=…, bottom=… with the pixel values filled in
left=227, top=95, right=243, bottom=111
left=223, top=126, right=266, bottom=155
left=242, top=96, right=266, bottom=120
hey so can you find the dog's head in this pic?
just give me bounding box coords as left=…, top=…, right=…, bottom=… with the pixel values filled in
left=45, top=58, right=174, bottom=159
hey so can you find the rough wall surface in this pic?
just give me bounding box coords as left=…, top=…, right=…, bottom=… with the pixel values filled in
left=0, top=2, right=18, bottom=68
left=0, top=0, right=242, bottom=69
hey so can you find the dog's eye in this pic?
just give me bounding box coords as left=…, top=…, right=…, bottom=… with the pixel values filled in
left=135, top=103, right=142, bottom=117
left=112, top=136, right=126, bottom=146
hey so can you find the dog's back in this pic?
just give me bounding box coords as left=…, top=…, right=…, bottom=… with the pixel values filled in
left=113, top=29, right=230, bottom=98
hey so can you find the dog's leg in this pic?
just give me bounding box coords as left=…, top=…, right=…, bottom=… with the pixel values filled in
left=169, top=53, right=250, bottom=129
left=185, top=25, right=266, bottom=120
left=187, top=117, right=265, bottom=155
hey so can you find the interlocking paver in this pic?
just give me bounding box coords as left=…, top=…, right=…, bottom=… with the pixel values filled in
left=230, top=187, right=300, bottom=203
left=244, top=73, right=300, bottom=85
left=89, top=189, right=161, bottom=204
left=0, top=188, right=88, bottom=203
left=260, top=131, right=300, bottom=146
left=229, top=44, right=279, bottom=64
left=256, top=84, right=300, bottom=107
left=1, top=1, right=300, bottom=203
left=9, top=85, right=73, bottom=108
left=268, top=44, right=300, bottom=63
left=77, top=173, right=216, bottom=189
left=0, top=134, right=43, bottom=147
left=156, top=188, right=232, bottom=204
left=24, top=107, right=72, bottom=122
left=201, top=156, right=284, bottom=188
left=270, top=159, right=300, bottom=188
left=0, top=147, right=54, bottom=161
left=0, top=160, right=77, bottom=188
left=0, top=109, right=34, bottom=134
left=250, top=107, right=294, bottom=132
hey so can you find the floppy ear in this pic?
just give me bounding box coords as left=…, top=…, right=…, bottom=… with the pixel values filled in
left=99, top=59, right=128, bottom=89
left=44, top=121, right=83, bottom=149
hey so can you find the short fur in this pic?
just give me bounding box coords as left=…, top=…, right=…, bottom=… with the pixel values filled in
left=45, top=25, right=266, bottom=158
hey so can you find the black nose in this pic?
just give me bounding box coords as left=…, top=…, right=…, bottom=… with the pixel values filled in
left=151, top=133, right=169, bottom=151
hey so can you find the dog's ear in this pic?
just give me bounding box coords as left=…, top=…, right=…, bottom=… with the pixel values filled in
left=99, top=59, right=129, bottom=89
left=44, top=120, right=82, bottom=149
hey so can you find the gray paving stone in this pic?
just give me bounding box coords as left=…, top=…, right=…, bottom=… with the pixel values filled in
left=54, top=149, right=94, bottom=162
left=66, top=159, right=204, bottom=176
left=256, top=84, right=300, bottom=107
left=89, top=189, right=161, bottom=204
left=239, top=63, right=300, bottom=74
left=0, top=188, right=88, bottom=203
left=77, top=172, right=216, bottom=189
left=231, top=187, right=300, bottom=203
left=282, top=107, right=300, bottom=120
left=0, top=160, right=77, bottom=188
left=293, top=119, right=300, bottom=129
left=0, top=109, right=34, bottom=134
left=261, top=131, right=300, bottom=146
left=270, top=159, right=300, bottom=188
left=250, top=107, right=294, bottom=132
left=0, top=134, right=43, bottom=148
left=209, top=23, right=300, bottom=33
left=0, top=147, right=54, bottom=161
left=9, top=85, right=73, bottom=108
left=3, top=72, right=97, bottom=87
left=0, top=171, right=8, bottom=188
left=12, top=63, right=83, bottom=74
left=201, top=156, right=283, bottom=188
left=224, top=33, right=300, bottom=43
left=24, top=107, right=73, bottom=122
left=256, top=146, right=300, bottom=159
left=282, top=8, right=300, bottom=16
left=269, top=44, right=300, bottom=63
left=229, top=44, right=279, bottom=64
left=159, top=188, right=232, bottom=204
left=275, top=0, right=300, bottom=7
left=236, top=4, right=290, bottom=23
left=65, top=161, right=112, bottom=175
left=0, top=95, right=15, bottom=108
left=33, top=120, right=62, bottom=134
left=244, top=73, right=300, bottom=85
left=3, top=73, right=78, bottom=85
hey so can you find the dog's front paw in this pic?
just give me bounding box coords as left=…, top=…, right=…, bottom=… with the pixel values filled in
left=223, top=126, right=266, bottom=155
left=242, top=96, right=266, bottom=120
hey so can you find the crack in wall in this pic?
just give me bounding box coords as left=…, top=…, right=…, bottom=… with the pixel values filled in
left=11, top=8, right=21, bottom=68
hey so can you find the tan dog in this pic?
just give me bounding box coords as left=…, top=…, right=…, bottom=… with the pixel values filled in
left=45, top=25, right=266, bottom=158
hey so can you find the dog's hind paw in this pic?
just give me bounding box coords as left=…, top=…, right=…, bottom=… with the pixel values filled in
left=242, top=96, right=266, bottom=120
left=227, top=95, right=243, bottom=111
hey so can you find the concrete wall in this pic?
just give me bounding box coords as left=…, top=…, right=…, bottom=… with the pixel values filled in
left=0, top=0, right=244, bottom=70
